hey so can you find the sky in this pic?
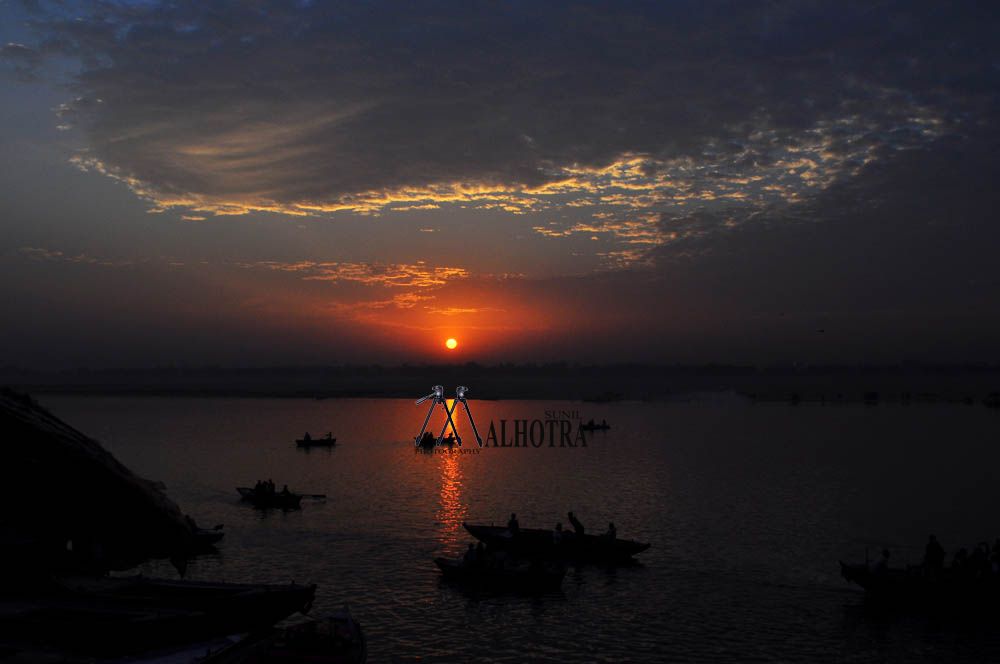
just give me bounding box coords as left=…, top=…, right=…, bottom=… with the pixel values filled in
left=1, top=0, right=999, bottom=368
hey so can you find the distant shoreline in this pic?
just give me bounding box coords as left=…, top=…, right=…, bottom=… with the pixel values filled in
left=5, top=364, right=1000, bottom=406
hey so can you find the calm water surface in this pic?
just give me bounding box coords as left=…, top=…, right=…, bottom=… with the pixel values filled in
left=39, top=396, right=1000, bottom=662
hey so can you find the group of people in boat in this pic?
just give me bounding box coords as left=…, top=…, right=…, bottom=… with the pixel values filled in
left=504, top=511, right=617, bottom=543
left=418, top=431, right=456, bottom=447
left=301, top=432, right=334, bottom=441
left=870, top=534, right=1000, bottom=582
left=254, top=479, right=292, bottom=496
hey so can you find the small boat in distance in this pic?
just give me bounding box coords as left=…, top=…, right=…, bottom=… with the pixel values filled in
left=579, top=419, right=610, bottom=431
left=237, top=486, right=303, bottom=509
left=297, top=432, right=336, bottom=447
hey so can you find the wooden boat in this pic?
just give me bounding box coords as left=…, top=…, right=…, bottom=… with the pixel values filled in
left=463, top=523, right=649, bottom=563
left=54, top=575, right=315, bottom=618
left=202, top=606, right=366, bottom=664
left=5, top=577, right=317, bottom=657
left=237, top=487, right=303, bottom=509
left=434, top=557, right=566, bottom=592
left=297, top=435, right=336, bottom=447
left=192, top=525, right=225, bottom=551
left=840, top=561, right=1000, bottom=608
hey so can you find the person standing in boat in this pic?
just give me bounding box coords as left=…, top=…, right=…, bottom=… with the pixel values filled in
left=303, top=432, right=311, bottom=441
left=568, top=511, right=584, bottom=537
left=924, top=534, right=945, bottom=580
left=870, top=549, right=890, bottom=576
left=606, top=522, right=617, bottom=542
left=507, top=513, right=520, bottom=535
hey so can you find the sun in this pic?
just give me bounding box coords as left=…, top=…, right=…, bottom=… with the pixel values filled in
left=445, top=338, right=458, bottom=350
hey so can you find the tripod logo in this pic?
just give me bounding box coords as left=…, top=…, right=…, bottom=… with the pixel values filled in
left=413, top=385, right=484, bottom=448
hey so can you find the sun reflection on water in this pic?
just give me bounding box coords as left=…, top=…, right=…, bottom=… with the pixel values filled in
left=436, top=445, right=468, bottom=555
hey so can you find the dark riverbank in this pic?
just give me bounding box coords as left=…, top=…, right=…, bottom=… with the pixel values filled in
left=4, top=364, right=1000, bottom=404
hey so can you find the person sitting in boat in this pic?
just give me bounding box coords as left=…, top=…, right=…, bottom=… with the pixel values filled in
left=605, top=522, right=617, bottom=542
left=443, top=433, right=456, bottom=446
left=281, top=484, right=291, bottom=495
left=568, top=511, right=584, bottom=537
left=553, top=522, right=564, bottom=545
left=303, top=432, right=311, bottom=441
left=463, top=543, right=477, bottom=567
left=267, top=478, right=276, bottom=495
left=924, top=534, right=945, bottom=580
left=587, top=418, right=595, bottom=426
left=870, top=549, right=890, bottom=576
left=507, top=513, right=520, bottom=535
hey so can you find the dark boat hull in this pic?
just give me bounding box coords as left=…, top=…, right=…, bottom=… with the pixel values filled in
left=434, top=557, right=566, bottom=592
left=237, top=487, right=304, bottom=509
left=203, top=609, right=366, bottom=664
left=297, top=438, right=336, bottom=447
left=5, top=577, right=316, bottom=657
left=463, top=524, right=649, bottom=563
left=840, top=561, right=1000, bottom=610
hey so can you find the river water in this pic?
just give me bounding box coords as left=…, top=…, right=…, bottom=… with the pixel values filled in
left=38, top=395, right=1000, bottom=662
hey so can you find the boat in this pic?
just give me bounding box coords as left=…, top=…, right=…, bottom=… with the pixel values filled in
left=55, top=575, right=315, bottom=620
left=840, top=561, right=1000, bottom=609
left=6, top=576, right=317, bottom=657
left=434, top=557, right=566, bottom=592
left=579, top=420, right=610, bottom=431
left=463, top=523, right=649, bottom=563
left=202, top=606, right=366, bottom=664
left=237, top=487, right=303, bottom=509
left=191, top=525, right=225, bottom=552
left=297, top=434, right=336, bottom=447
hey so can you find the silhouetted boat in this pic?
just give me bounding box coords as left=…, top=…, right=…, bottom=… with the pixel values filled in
left=840, top=561, right=1000, bottom=608
left=434, top=557, right=567, bottom=592
left=6, top=576, right=317, bottom=657
left=203, top=606, right=366, bottom=664
left=579, top=421, right=610, bottom=431
left=55, top=575, right=315, bottom=618
left=463, top=523, right=649, bottom=562
left=237, top=487, right=303, bottom=509
left=297, top=434, right=336, bottom=447
left=191, top=525, right=225, bottom=551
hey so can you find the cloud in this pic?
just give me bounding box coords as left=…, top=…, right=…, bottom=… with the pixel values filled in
left=17, top=0, right=997, bottom=225
left=236, top=259, right=469, bottom=288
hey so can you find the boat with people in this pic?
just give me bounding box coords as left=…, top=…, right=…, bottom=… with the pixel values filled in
left=463, top=521, right=649, bottom=563
left=579, top=419, right=610, bottom=431
left=841, top=536, right=1000, bottom=610
left=297, top=432, right=337, bottom=447
left=839, top=560, right=1000, bottom=609
left=237, top=486, right=304, bottom=509
left=434, top=556, right=567, bottom=592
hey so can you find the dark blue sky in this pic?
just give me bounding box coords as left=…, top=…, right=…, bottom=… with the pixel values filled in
left=2, top=1, right=999, bottom=367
